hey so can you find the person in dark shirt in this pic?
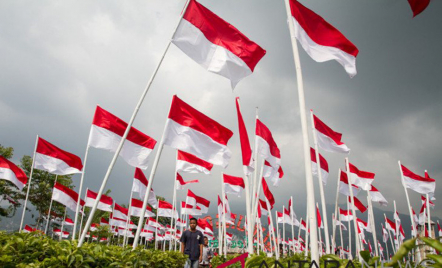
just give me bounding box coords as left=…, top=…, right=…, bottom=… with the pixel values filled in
left=181, top=217, right=204, bottom=268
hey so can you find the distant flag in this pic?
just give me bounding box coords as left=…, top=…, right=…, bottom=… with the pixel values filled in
left=52, top=182, right=84, bottom=212
left=316, top=204, right=323, bottom=228
left=4, top=195, right=18, bottom=205
left=223, top=174, right=245, bottom=197
left=284, top=207, right=300, bottom=226
left=348, top=163, right=375, bottom=191
left=132, top=168, right=158, bottom=208
left=164, top=95, right=234, bottom=168
left=348, top=196, right=367, bottom=213
left=158, top=200, right=178, bottom=219
left=90, top=223, right=99, bottom=231
left=262, top=178, right=275, bottom=209
left=85, top=189, right=113, bottom=212
left=256, top=119, right=281, bottom=169
left=385, top=217, right=396, bottom=235
left=421, top=195, right=435, bottom=208
left=263, top=161, right=284, bottom=187
left=35, top=137, right=83, bottom=175
left=419, top=203, right=426, bottom=225
left=369, top=185, right=388, bottom=206
left=339, top=208, right=353, bottom=222
left=176, top=173, right=199, bottom=190
left=23, top=225, right=34, bottom=233
left=339, top=170, right=361, bottom=196
left=172, top=0, right=266, bottom=88
left=235, top=97, right=254, bottom=174
left=401, top=165, right=435, bottom=195
left=356, top=218, right=371, bottom=233
left=288, top=0, right=359, bottom=77
left=310, top=147, right=329, bottom=185
left=382, top=224, right=388, bottom=243
left=100, top=218, right=109, bottom=226
left=186, top=189, right=210, bottom=213
left=176, top=150, right=213, bottom=174
left=130, top=198, right=155, bottom=218
left=412, top=208, right=419, bottom=227
left=300, top=220, right=308, bottom=231
left=407, top=0, right=431, bottom=17
left=313, top=115, right=350, bottom=154
left=113, top=203, right=129, bottom=220
left=258, top=199, right=269, bottom=216
left=181, top=201, right=202, bottom=215
left=0, top=156, right=27, bottom=190
left=63, top=217, right=74, bottom=226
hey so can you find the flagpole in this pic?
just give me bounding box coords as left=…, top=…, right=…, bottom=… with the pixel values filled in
left=297, top=217, right=302, bottom=253
left=366, top=191, right=379, bottom=256
left=221, top=173, right=228, bottom=257
left=73, top=142, right=90, bottom=240
left=384, top=214, right=396, bottom=253
left=155, top=199, right=160, bottom=250
left=332, top=169, right=341, bottom=254
left=393, top=201, right=400, bottom=247
left=123, top=189, right=134, bottom=246
left=169, top=155, right=178, bottom=251
left=78, top=190, right=88, bottom=239
left=19, top=135, right=38, bottom=231
left=283, top=0, right=319, bottom=262
left=44, top=175, right=58, bottom=234
left=316, top=203, right=323, bottom=256
left=60, top=207, right=67, bottom=241
left=345, top=157, right=360, bottom=259
left=305, top=211, right=309, bottom=257
left=77, top=0, right=191, bottom=248
left=338, top=212, right=344, bottom=257
left=425, top=188, right=432, bottom=238
left=251, top=107, right=259, bottom=217
left=266, top=200, right=279, bottom=260
left=347, top=199, right=352, bottom=259
left=251, top=159, right=265, bottom=227
left=290, top=197, right=295, bottom=254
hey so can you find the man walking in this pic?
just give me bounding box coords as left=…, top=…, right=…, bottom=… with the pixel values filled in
left=181, top=218, right=204, bottom=268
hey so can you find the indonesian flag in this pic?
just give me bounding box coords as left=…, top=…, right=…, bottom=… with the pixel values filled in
left=63, top=217, right=74, bottom=226
left=132, top=168, right=158, bottom=208
left=357, top=218, right=371, bottom=233
left=334, top=217, right=347, bottom=231
left=176, top=150, right=213, bottom=174
left=34, top=137, right=83, bottom=175
left=186, top=189, right=210, bottom=213
left=158, top=200, right=178, bottom=219
left=438, top=222, right=442, bottom=237
left=110, top=216, right=136, bottom=229
left=4, top=194, right=18, bottom=205
left=23, top=225, right=34, bottom=233
left=263, top=161, right=284, bottom=187
left=88, top=106, right=157, bottom=169
left=394, top=211, right=401, bottom=225
left=316, top=204, right=323, bottom=228
left=262, top=178, right=275, bottom=209
left=147, top=218, right=163, bottom=229
left=401, top=164, right=435, bottom=195
left=90, top=223, right=99, bottom=231
left=339, top=208, right=353, bottom=222
left=382, top=224, right=388, bottom=243
left=288, top=198, right=298, bottom=224
left=85, top=189, right=113, bottom=212
left=300, top=219, right=308, bottom=231
left=235, top=97, right=254, bottom=174
left=223, top=174, right=245, bottom=197
left=182, top=201, right=202, bottom=215
left=419, top=203, right=426, bottom=225
left=348, top=196, right=367, bottom=213
left=52, top=182, right=84, bottom=212
left=348, top=163, right=375, bottom=191
left=164, top=95, right=233, bottom=168
left=172, top=0, right=266, bottom=88
left=100, top=218, right=109, bottom=226
left=0, top=156, right=27, bottom=190
left=310, top=148, right=329, bottom=185
left=339, top=171, right=360, bottom=196
left=421, top=195, right=435, bottom=208
left=113, top=203, right=128, bottom=220
left=369, top=185, right=388, bottom=206
left=256, top=119, right=281, bottom=169
left=54, top=229, right=69, bottom=238
left=141, top=229, right=154, bottom=238
left=385, top=217, right=396, bottom=235
left=130, top=198, right=155, bottom=218
left=225, top=232, right=233, bottom=241
left=176, top=173, right=199, bottom=190
left=259, top=199, right=269, bottom=216
left=412, top=208, right=419, bottom=227
left=176, top=218, right=186, bottom=227
left=407, top=0, right=431, bottom=17
left=312, top=115, right=350, bottom=154
left=399, top=225, right=406, bottom=242
left=288, top=0, right=359, bottom=77
left=100, top=237, right=108, bottom=242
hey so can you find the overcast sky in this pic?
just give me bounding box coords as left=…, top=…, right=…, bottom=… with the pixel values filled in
left=1, top=0, right=441, bottom=237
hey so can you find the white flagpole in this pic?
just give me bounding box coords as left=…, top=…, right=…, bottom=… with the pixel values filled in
left=393, top=201, right=399, bottom=246
left=218, top=212, right=222, bottom=255
left=347, top=199, right=352, bottom=259
left=251, top=107, right=259, bottom=220
left=169, top=159, right=178, bottom=251
left=366, top=191, right=379, bottom=256
left=384, top=214, right=396, bottom=253
left=290, top=197, right=295, bottom=254
left=19, top=135, right=38, bottom=231
left=251, top=158, right=265, bottom=229
left=282, top=207, right=286, bottom=255
left=77, top=0, right=191, bottom=248
left=267, top=200, right=279, bottom=259
left=297, top=217, right=302, bottom=253
left=73, top=142, right=90, bottom=240
left=332, top=169, right=341, bottom=254
left=60, top=207, right=67, bottom=241
left=338, top=212, right=344, bottom=257
left=283, top=0, right=319, bottom=263
left=345, top=157, right=360, bottom=259
left=425, top=175, right=432, bottom=239
left=123, top=189, right=134, bottom=246
left=45, top=175, right=58, bottom=234
left=316, top=202, right=323, bottom=256
left=221, top=174, right=227, bottom=257
left=155, top=199, right=160, bottom=250
left=78, top=190, right=88, bottom=239
left=310, top=110, right=330, bottom=254
left=305, top=211, right=309, bottom=257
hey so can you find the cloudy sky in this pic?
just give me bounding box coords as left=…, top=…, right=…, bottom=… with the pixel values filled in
left=1, top=0, right=441, bottom=238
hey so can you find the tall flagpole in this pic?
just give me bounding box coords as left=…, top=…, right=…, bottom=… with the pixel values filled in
left=347, top=199, right=352, bottom=259
left=366, top=192, right=379, bottom=256
left=425, top=170, right=432, bottom=238
left=123, top=189, right=134, bottom=246
left=169, top=154, right=178, bottom=250
left=20, top=135, right=38, bottom=231
left=222, top=181, right=228, bottom=257
left=251, top=159, right=265, bottom=226
left=310, top=110, right=330, bottom=254
left=393, top=201, right=399, bottom=246
left=251, top=108, right=260, bottom=227
left=384, top=214, right=396, bottom=253
left=290, top=197, right=295, bottom=254
left=283, top=0, right=319, bottom=262
left=73, top=143, right=90, bottom=240
left=77, top=0, right=191, bottom=247
left=345, top=157, right=360, bottom=259
left=305, top=210, right=309, bottom=257
left=60, top=207, right=67, bottom=241
left=332, top=169, right=341, bottom=254
left=44, top=175, right=58, bottom=234
left=267, top=200, right=279, bottom=259
left=78, top=190, right=88, bottom=239
left=316, top=203, right=323, bottom=256
left=338, top=212, right=344, bottom=258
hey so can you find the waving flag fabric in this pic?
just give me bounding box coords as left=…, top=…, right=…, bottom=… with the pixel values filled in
left=186, top=189, right=210, bottom=213
left=64, top=217, right=74, bottom=226
left=385, top=217, right=396, bottom=234
left=35, top=137, right=83, bottom=175
left=130, top=198, right=155, bottom=217
left=348, top=196, right=367, bottom=213
left=421, top=195, right=435, bottom=208
left=85, top=189, right=113, bottom=212
left=258, top=199, right=269, bottom=216
left=113, top=203, right=128, bottom=220
left=316, top=204, right=323, bottom=228
left=369, top=185, right=388, bottom=206
left=158, top=200, right=178, bottom=219
left=256, top=119, right=281, bottom=169
left=288, top=0, right=359, bottom=77
left=310, top=147, right=329, bottom=185
left=23, top=225, right=34, bottom=233
left=348, top=163, right=375, bottom=191
left=52, top=182, right=84, bottom=212
left=313, top=115, right=350, bottom=154
left=263, top=160, right=284, bottom=187
left=262, top=178, right=275, bottom=209
left=89, top=106, right=157, bottom=169
left=339, top=170, right=360, bottom=196
left=0, top=156, right=27, bottom=190
left=172, top=0, right=266, bottom=88
left=235, top=97, right=254, bottom=174
left=223, top=174, right=245, bottom=197
left=176, top=173, right=199, bottom=190
left=401, top=165, right=435, bottom=195
left=132, top=168, right=158, bottom=208
left=339, top=208, right=353, bottom=222
left=407, top=0, right=431, bottom=17
left=164, top=96, right=233, bottom=168
left=176, top=150, right=213, bottom=174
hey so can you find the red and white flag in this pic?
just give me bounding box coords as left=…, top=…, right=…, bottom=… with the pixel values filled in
left=176, top=173, right=199, bottom=190
left=164, top=96, right=233, bottom=168
left=356, top=218, right=371, bottom=233
left=333, top=217, right=347, bottom=231
left=288, top=0, right=359, bottom=77
left=182, top=201, right=202, bottom=215
left=369, top=185, right=388, bottom=206
left=313, top=115, right=350, bottom=154
left=90, top=223, right=99, bottom=231
left=158, top=200, right=178, bottom=219
left=262, top=178, right=275, bottom=209
left=176, top=150, right=213, bottom=174
left=35, top=137, right=83, bottom=175
left=100, top=218, right=109, bottom=226
left=132, top=168, right=158, bottom=208
left=385, top=217, right=396, bottom=235
left=54, top=229, right=69, bottom=238
left=113, top=203, right=128, bottom=220
left=130, top=198, right=155, bottom=218
left=339, top=208, right=353, bottom=222
left=421, top=195, right=435, bottom=208
left=235, top=97, right=254, bottom=174
left=23, top=225, right=34, bottom=233
left=382, top=224, right=388, bottom=243
left=258, top=199, right=269, bottom=216
left=186, top=189, right=210, bottom=213
left=64, top=217, right=74, bottom=226
left=256, top=119, right=281, bottom=169
left=316, top=204, right=323, bottom=228
left=263, top=161, right=284, bottom=187
left=146, top=218, right=163, bottom=229
left=407, top=0, right=431, bottom=17
left=401, top=165, right=435, bottom=195
left=438, top=222, right=442, bottom=237
left=412, top=208, right=419, bottom=227
left=0, top=156, right=27, bottom=190
left=223, top=174, right=245, bottom=197
left=348, top=163, right=375, bottom=191
left=88, top=106, right=157, bottom=169
left=419, top=203, right=426, bottom=225
left=52, top=182, right=84, bottom=212
left=300, top=219, right=308, bottom=231
left=176, top=218, right=187, bottom=227
left=348, top=196, right=367, bottom=213
left=339, top=170, right=360, bottom=196
left=310, top=147, right=329, bottom=185
left=172, top=0, right=266, bottom=88
left=85, top=189, right=113, bottom=212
